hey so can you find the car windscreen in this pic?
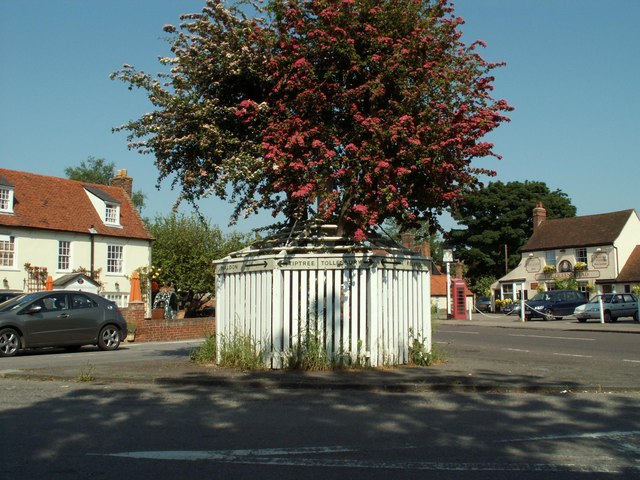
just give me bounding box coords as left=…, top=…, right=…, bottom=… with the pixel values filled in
left=0, top=292, right=39, bottom=312
left=530, top=292, right=550, bottom=302
left=588, top=294, right=612, bottom=304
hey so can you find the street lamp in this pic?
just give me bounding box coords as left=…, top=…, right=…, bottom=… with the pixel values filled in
left=443, top=247, right=454, bottom=318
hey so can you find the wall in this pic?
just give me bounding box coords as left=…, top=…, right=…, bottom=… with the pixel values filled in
left=121, top=302, right=214, bottom=342
left=0, top=226, right=151, bottom=295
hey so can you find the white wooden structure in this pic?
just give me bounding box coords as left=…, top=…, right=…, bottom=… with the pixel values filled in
left=214, top=227, right=432, bottom=368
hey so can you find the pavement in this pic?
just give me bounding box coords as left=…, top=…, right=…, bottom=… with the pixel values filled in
left=2, top=313, right=639, bottom=393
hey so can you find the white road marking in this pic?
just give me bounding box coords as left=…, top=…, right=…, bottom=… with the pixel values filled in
left=623, top=359, right=640, bottom=364
left=496, top=430, right=640, bottom=443
left=505, top=348, right=530, bottom=353
left=94, top=450, right=635, bottom=473
left=509, top=334, right=595, bottom=341
left=438, top=330, right=480, bottom=335
left=552, top=353, right=592, bottom=358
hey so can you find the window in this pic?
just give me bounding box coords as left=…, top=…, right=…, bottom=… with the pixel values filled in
left=107, top=245, right=123, bottom=274
left=105, top=203, right=119, bottom=225
left=545, top=250, right=556, bottom=267
left=0, top=235, right=14, bottom=267
left=575, top=248, right=587, bottom=265
left=58, top=240, right=71, bottom=271
left=0, top=187, right=12, bottom=213
left=70, top=293, right=97, bottom=309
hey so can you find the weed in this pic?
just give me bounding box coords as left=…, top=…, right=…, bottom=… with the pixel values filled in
left=217, top=329, right=267, bottom=370
left=408, top=329, right=447, bottom=366
left=76, top=362, right=95, bottom=382
left=190, top=334, right=217, bottom=364
left=285, top=320, right=331, bottom=370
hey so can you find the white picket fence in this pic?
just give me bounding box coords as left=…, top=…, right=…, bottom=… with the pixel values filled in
left=214, top=253, right=431, bottom=368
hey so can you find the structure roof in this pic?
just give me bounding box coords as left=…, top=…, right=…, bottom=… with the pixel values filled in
left=0, top=168, right=153, bottom=241
left=616, top=245, right=640, bottom=283
left=521, top=209, right=636, bottom=252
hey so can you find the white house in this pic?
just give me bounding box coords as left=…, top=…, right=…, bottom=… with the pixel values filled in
left=0, top=168, right=153, bottom=306
left=494, top=203, right=640, bottom=303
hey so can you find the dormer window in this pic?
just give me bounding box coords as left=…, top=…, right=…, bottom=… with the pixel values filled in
left=0, top=176, right=14, bottom=214
left=105, top=203, right=119, bottom=225
left=83, top=185, right=121, bottom=227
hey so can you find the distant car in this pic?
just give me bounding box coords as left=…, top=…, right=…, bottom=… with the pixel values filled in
left=524, top=289, right=587, bottom=321
left=0, top=290, right=126, bottom=357
left=574, top=293, right=639, bottom=323
left=475, top=296, right=492, bottom=312
left=0, top=291, right=22, bottom=304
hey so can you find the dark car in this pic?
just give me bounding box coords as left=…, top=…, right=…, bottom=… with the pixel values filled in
left=0, top=291, right=22, bottom=304
left=524, top=289, right=587, bottom=321
left=475, top=296, right=492, bottom=313
left=0, top=290, right=127, bottom=357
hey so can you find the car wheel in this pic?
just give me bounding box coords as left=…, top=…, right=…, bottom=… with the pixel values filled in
left=98, top=325, right=121, bottom=351
left=578, top=318, right=587, bottom=323
left=544, top=308, right=553, bottom=321
left=0, top=328, right=20, bottom=357
left=634, top=311, right=639, bottom=322
left=604, top=311, right=612, bottom=323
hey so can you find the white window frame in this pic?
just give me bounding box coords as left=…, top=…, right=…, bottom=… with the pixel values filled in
left=0, top=234, right=15, bottom=267
left=0, top=187, right=13, bottom=213
left=105, top=203, right=120, bottom=225
left=575, top=248, right=587, bottom=265
left=106, top=244, right=124, bottom=274
left=58, top=240, right=71, bottom=271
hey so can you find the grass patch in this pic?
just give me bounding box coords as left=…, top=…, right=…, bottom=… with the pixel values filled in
left=285, top=321, right=331, bottom=371
left=191, top=329, right=268, bottom=370
left=190, top=334, right=217, bottom=364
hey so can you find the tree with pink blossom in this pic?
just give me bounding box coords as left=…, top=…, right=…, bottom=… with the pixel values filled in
left=113, top=0, right=512, bottom=241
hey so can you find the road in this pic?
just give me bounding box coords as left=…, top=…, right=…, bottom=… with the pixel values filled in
left=434, top=323, right=640, bottom=390
left=1, top=378, right=639, bottom=479
left=0, top=322, right=639, bottom=478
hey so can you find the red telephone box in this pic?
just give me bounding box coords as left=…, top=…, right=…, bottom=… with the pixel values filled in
left=450, top=279, right=468, bottom=320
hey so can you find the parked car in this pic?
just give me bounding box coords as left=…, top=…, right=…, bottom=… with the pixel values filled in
left=0, top=291, right=22, bottom=304
left=524, top=289, right=587, bottom=321
left=475, top=296, right=492, bottom=312
left=0, top=290, right=126, bottom=357
left=573, top=293, right=639, bottom=323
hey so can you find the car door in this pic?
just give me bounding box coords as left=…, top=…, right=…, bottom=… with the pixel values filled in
left=558, top=291, right=584, bottom=316
left=621, top=294, right=636, bottom=318
left=21, top=293, right=75, bottom=346
left=67, top=292, right=103, bottom=342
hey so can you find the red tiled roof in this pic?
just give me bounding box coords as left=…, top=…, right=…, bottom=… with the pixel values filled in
left=431, top=273, right=472, bottom=297
left=0, top=168, right=153, bottom=241
left=521, top=209, right=636, bottom=252
left=617, top=245, right=640, bottom=283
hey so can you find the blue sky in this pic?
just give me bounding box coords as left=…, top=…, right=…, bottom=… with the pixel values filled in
left=2, top=0, right=639, bottom=234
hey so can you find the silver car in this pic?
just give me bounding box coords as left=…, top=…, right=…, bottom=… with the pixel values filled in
left=0, top=290, right=127, bottom=357
left=573, top=293, right=639, bottom=323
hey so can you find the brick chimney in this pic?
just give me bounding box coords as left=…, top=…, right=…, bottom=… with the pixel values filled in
left=112, top=169, right=133, bottom=198
left=401, top=233, right=414, bottom=250
left=420, top=240, right=431, bottom=258
left=455, top=261, right=463, bottom=279
left=533, top=202, right=547, bottom=231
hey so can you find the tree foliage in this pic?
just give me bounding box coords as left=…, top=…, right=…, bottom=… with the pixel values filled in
left=448, top=181, right=576, bottom=282
left=64, top=156, right=147, bottom=212
left=148, top=213, right=254, bottom=294
left=112, top=0, right=512, bottom=240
